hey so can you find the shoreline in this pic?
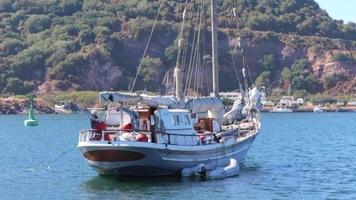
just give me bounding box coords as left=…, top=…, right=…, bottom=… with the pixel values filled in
left=261, top=106, right=356, bottom=113
left=1, top=96, right=355, bottom=115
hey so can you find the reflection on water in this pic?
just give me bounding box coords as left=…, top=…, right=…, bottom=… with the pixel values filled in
left=81, top=162, right=262, bottom=194
left=82, top=175, right=182, bottom=192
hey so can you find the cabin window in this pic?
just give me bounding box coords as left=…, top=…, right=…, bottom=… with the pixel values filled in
left=183, top=114, right=191, bottom=125
left=172, top=115, right=180, bottom=126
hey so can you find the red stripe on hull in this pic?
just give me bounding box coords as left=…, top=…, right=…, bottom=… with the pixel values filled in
left=83, top=150, right=145, bottom=162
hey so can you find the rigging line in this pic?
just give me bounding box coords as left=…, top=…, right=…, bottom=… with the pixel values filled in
left=184, top=0, right=203, bottom=96
left=223, top=17, right=243, bottom=90
left=230, top=8, right=254, bottom=87
left=184, top=28, right=197, bottom=96
left=192, top=0, right=203, bottom=96
left=130, top=0, right=164, bottom=93
left=184, top=10, right=199, bottom=97
left=180, top=2, right=191, bottom=95
left=173, top=0, right=189, bottom=94
left=196, top=0, right=204, bottom=97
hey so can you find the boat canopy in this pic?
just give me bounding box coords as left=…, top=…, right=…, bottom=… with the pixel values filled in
left=99, top=92, right=185, bottom=108
left=186, top=97, right=224, bottom=122
left=99, top=92, right=225, bottom=122
left=100, top=91, right=142, bottom=104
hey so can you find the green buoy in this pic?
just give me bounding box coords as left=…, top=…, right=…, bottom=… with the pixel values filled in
left=24, top=95, right=39, bottom=127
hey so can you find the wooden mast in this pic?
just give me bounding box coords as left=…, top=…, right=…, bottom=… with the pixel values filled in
left=211, top=0, right=219, bottom=98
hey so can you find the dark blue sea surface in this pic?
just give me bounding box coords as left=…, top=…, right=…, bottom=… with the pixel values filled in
left=1, top=113, right=355, bottom=199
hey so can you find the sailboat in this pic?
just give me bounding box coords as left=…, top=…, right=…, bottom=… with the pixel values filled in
left=77, top=1, right=261, bottom=177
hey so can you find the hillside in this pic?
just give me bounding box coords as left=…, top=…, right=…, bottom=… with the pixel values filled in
left=0, top=0, right=355, bottom=98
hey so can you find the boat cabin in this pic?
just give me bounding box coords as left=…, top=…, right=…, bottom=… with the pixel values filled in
left=83, top=105, right=225, bottom=146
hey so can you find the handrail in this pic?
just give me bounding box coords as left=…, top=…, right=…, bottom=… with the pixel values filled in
left=79, top=124, right=257, bottom=145
left=79, top=128, right=235, bottom=138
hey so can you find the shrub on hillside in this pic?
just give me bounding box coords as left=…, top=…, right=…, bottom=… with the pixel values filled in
left=0, top=38, right=25, bottom=56
left=333, top=52, right=356, bottom=64
left=25, top=15, right=51, bottom=33
left=139, top=57, right=162, bottom=90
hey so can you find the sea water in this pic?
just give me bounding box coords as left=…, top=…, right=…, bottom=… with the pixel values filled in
left=0, top=113, right=355, bottom=199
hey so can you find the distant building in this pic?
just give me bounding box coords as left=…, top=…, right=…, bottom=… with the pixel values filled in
left=260, top=91, right=275, bottom=109
left=280, top=96, right=294, bottom=107
left=280, top=96, right=304, bottom=108
left=296, top=98, right=304, bottom=105
left=211, top=92, right=241, bottom=100
left=337, top=100, right=346, bottom=106
left=348, top=100, right=356, bottom=106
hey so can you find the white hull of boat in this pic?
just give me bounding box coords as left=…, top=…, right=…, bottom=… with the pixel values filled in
left=78, top=132, right=257, bottom=176
left=313, top=107, right=324, bottom=113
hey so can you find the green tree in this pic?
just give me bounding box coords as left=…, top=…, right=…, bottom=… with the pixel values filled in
left=0, top=38, right=25, bottom=56
left=79, top=29, right=95, bottom=45
left=10, top=47, right=49, bottom=80
left=60, top=0, right=82, bottom=16
left=291, top=59, right=309, bottom=76
left=0, top=0, right=13, bottom=12
left=258, top=54, right=276, bottom=71
left=49, top=54, right=86, bottom=82
left=255, top=71, right=271, bottom=87
left=281, top=67, right=292, bottom=81
left=139, top=57, right=162, bottom=90
left=25, top=15, right=51, bottom=33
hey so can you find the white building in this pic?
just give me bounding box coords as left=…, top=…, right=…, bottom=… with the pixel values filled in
left=210, top=92, right=241, bottom=100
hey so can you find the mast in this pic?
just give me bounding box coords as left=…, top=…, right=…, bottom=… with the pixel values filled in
left=211, top=0, right=219, bottom=98
left=174, top=7, right=187, bottom=98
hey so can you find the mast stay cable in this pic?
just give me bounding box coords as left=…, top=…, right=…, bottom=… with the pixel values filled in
left=130, top=0, right=164, bottom=93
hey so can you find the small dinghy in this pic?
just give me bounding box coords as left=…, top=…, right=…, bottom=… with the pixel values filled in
left=181, top=158, right=240, bottom=180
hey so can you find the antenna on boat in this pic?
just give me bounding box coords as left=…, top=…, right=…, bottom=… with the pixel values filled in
left=211, top=0, right=219, bottom=98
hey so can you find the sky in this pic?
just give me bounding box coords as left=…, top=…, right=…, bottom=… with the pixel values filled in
left=314, top=0, right=356, bottom=23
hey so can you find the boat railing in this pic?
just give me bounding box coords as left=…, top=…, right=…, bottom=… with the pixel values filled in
left=78, top=128, right=240, bottom=145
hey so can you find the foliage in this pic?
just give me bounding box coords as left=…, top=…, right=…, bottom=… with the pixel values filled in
left=258, top=54, right=277, bottom=71
left=0, top=0, right=354, bottom=96
left=139, top=57, right=162, bottom=90
left=0, top=0, right=13, bottom=12
left=51, top=91, right=99, bottom=107
left=322, top=74, right=348, bottom=90
left=59, top=0, right=83, bottom=16
left=289, top=59, right=322, bottom=93
left=25, top=15, right=52, bottom=33
left=309, top=93, right=337, bottom=104
left=0, top=38, right=25, bottom=56
left=332, top=52, right=356, bottom=64
left=255, top=71, right=271, bottom=87
left=280, top=67, right=292, bottom=81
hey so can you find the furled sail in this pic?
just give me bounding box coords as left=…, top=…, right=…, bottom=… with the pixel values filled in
left=223, top=87, right=262, bottom=125
left=222, top=97, right=244, bottom=125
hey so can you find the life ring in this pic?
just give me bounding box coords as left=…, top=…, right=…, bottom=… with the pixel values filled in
left=136, top=133, right=149, bottom=142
